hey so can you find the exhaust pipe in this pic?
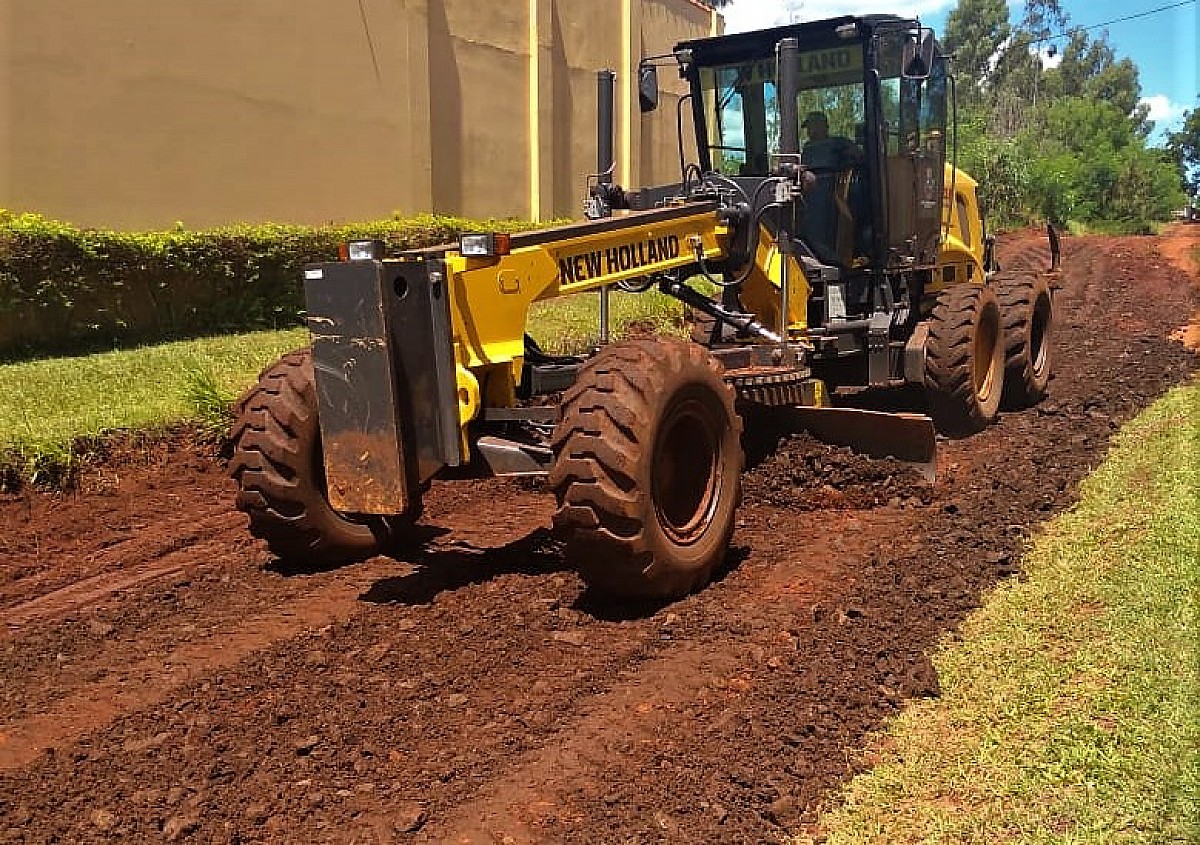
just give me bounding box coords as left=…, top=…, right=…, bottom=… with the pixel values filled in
left=776, top=37, right=801, bottom=359
left=597, top=69, right=616, bottom=185
left=591, top=69, right=619, bottom=337
left=778, top=38, right=801, bottom=160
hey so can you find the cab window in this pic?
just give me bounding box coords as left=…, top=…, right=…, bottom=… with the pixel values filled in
left=699, top=43, right=867, bottom=176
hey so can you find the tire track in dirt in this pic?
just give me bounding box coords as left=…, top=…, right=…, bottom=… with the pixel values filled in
left=0, top=480, right=552, bottom=777
left=425, top=510, right=883, bottom=844
left=1, top=511, right=242, bottom=627
left=0, top=502, right=881, bottom=844
left=1056, top=239, right=1109, bottom=329
left=0, top=454, right=234, bottom=608
left=0, top=559, right=404, bottom=770
left=996, top=226, right=1057, bottom=273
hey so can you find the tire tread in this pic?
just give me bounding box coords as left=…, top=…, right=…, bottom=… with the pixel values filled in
left=228, top=348, right=406, bottom=566
left=549, top=336, right=742, bottom=599
left=924, top=284, right=1005, bottom=436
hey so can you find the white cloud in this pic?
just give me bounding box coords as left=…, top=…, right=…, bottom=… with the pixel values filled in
left=1141, top=94, right=1187, bottom=125
left=719, top=0, right=954, bottom=34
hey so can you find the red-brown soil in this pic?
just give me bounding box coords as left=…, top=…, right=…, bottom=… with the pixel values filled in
left=1159, top=222, right=1200, bottom=350
left=1, top=232, right=1196, bottom=844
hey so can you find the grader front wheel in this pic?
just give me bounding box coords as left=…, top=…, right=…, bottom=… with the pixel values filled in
left=228, top=349, right=408, bottom=568
left=549, top=337, right=744, bottom=600
left=924, top=284, right=1006, bottom=436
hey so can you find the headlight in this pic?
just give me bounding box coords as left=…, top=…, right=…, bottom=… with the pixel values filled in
left=459, top=232, right=511, bottom=257
left=345, top=239, right=385, bottom=261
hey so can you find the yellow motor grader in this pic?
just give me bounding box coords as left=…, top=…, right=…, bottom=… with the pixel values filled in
left=229, top=14, right=1058, bottom=599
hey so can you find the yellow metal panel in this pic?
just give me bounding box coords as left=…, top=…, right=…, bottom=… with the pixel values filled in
left=444, top=209, right=726, bottom=373
left=453, top=359, right=482, bottom=452
left=936, top=164, right=985, bottom=290
left=736, top=227, right=811, bottom=336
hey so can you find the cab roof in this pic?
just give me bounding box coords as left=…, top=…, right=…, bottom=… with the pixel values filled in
left=674, top=14, right=921, bottom=66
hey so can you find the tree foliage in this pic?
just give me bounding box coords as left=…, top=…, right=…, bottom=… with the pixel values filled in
left=1167, top=108, right=1200, bottom=196
left=1043, top=31, right=1143, bottom=123
left=0, top=211, right=546, bottom=359
left=944, top=0, right=1010, bottom=101
left=946, top=0, right=1184, bottom=231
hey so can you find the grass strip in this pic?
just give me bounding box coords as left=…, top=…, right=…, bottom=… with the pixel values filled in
left=527, top=286, right=689, bottom=354
left=0, top=291, right=686, bottom=488
left=814, top=382, right=1199, bottom=844
left=0, top=329, right=306, bottom=486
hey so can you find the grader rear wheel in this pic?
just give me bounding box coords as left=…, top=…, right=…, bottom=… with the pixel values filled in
left=549, top=336, right=743, bottom=600
left=996, top=272, right=1054, bottom=408
left=228, top=349, right=408, bottom=567
left=924, top=284, right=1005, bottom=437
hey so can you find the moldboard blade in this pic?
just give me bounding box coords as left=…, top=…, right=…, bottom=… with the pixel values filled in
left=760, top=406, right=938, bottom=482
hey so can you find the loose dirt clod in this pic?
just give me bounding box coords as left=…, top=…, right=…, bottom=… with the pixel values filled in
left=0, top=232, right=1196, bottom=843
left=742, top=432, right=934, bottom=510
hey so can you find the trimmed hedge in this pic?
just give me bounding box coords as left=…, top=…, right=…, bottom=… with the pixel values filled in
left=0, top=210, right=543, bottom=359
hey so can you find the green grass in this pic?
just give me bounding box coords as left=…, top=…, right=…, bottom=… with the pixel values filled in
left=527, top=286, right=690, bottom=354
left=0, top=329, right=307, bottom=485
left=813, top=382, right=1200, bottom=844
left=1063, top=219, right=1163, bottom=236
left=0, top=289, right=685, bottom=487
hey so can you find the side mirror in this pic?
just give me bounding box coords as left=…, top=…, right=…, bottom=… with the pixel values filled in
left=901, top=28, right=936, bottom=79
left=638, top=62, right=660, bottom=113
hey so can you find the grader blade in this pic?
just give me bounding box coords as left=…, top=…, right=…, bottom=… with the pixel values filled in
left=760, top=406, right=938, bottom=482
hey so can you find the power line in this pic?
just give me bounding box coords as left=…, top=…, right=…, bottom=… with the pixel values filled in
left=1034, top=0, right=1196, bottom=45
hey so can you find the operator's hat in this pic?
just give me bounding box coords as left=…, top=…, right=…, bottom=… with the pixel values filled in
left=801, top=111, right=828, bottom=127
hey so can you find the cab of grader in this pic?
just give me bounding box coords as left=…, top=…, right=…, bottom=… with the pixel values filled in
left=229, top=14, right=1056, bottom=600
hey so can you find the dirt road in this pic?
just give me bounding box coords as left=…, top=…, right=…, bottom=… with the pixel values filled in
left=1, top=231, right=1196, bottom=844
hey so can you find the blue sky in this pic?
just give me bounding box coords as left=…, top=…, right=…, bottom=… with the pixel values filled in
left=718, top=0, right=1198, bottom=144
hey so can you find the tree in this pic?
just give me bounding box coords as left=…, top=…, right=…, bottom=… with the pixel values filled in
left=1167, top=109, right=1200, bottom=196
left=1020, top=97, right=1185, bottom=230
left=944, top=0, right=1182, bottom=229
left=983, top=0, right=1068, bottom=133
left=1045, top=30, right=1142, bottom=118
left=1018, top=0, right=1067, bottom=42
left=957, top=111, right=1030, bottom=226
left=943, top=0, right=1010, bottom=101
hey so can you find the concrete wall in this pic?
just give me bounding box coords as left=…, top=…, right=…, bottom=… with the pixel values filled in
left=0, top=0, right=716, bottom=229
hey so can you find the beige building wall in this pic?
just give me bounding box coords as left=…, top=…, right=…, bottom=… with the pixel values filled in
left=0, top=0, right=716, bottom=230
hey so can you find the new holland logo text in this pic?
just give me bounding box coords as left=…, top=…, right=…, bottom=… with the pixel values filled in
left=558, top=234, right=681, bottom=283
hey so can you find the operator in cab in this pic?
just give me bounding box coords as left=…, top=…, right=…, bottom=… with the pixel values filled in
left=801, top=111, right=860, bottom=171
left=800, top=111, right=862, bottom=264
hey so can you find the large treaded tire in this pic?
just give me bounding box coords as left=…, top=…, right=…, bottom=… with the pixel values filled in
left=924, top=284, right=1005, bottom=437
left=228, top=349, right=403, bottom=567
left=996, top=272, right=1054, bottom=408
left=549, top=337, right=743, bottom=600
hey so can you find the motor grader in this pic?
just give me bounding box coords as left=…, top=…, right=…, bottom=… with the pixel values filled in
left=229, top=14, right=1058, bottom=600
